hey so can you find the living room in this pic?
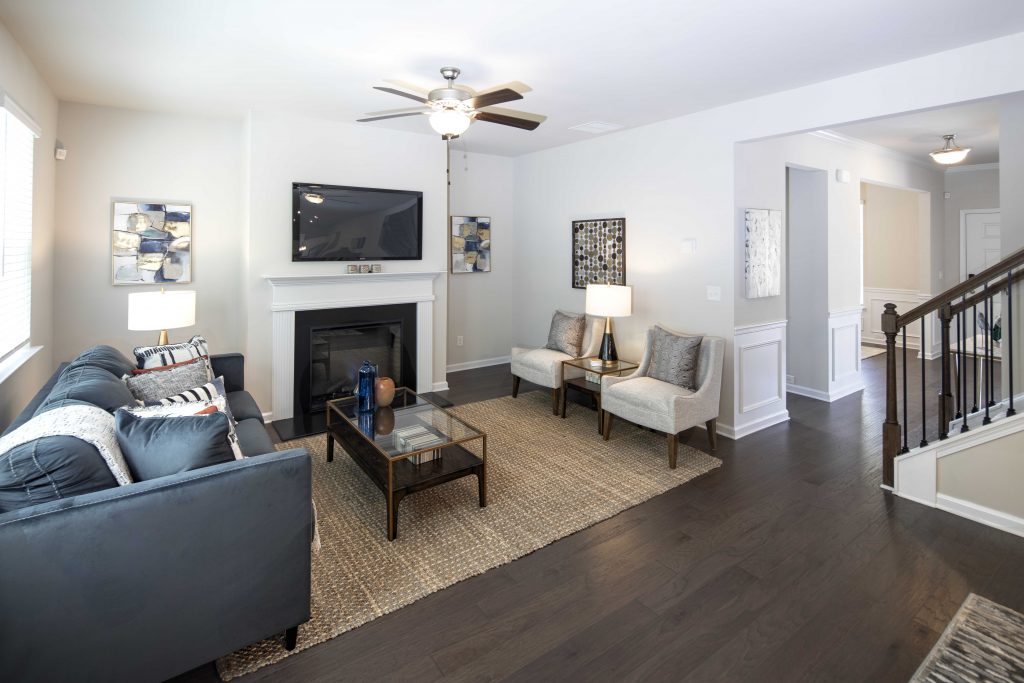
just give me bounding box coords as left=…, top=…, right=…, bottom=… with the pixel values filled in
left=2, top=2, right=1024, bottom=682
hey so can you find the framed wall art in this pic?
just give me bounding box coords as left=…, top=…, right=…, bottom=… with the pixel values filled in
left=112, top=200, right=192, bottom=285
left=450, top=215, right=491, bottom=273
left=744, top=208, right=781, bottom=298
left=571, top=217, right=625, bottom=289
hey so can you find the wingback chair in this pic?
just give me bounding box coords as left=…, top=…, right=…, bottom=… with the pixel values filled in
left=511, top=313, right=603, bottom=414
left=601, top=326, right=725, bottom=468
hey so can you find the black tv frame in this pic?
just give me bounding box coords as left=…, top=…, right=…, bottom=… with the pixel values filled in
left=291, top=182, right=424, bottom=262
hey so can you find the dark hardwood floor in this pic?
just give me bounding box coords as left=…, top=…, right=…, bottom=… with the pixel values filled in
left=173, top=353, right=1024, bottom=682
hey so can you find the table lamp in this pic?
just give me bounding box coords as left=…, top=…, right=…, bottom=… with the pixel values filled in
left=585, top=284, right=632, bottom=365
left=128, top=289, right=196, bottom=345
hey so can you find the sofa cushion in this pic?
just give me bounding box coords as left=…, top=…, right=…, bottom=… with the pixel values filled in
left=234, top=418, right=275, bottom=457
left=605, top=375, right=693, bottom=415
left=0, top=434, right=119, bottom=513
left=647, top=326, right=703, bottom=390
left=226, top=391, right=264, bottom=423
left=36, top=365, right=136, bottom=415
left=64, top=345, right=135, bottom=378
left=115, top=410, right=235, bottom=481
left=545, top=310, right=586, bottom=357
left=123, top=359, right=210, bottom=404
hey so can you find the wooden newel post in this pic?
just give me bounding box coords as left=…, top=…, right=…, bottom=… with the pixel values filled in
left=881, top=303, right=900, bottom=488
left=938, top=304, right=953, bottom=440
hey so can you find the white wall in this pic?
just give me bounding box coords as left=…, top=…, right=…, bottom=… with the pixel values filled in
left=944, top=166, right=999, bottom=284
left=0, top=21, right=58, bottom=430
left=53, top=103, right=245, bottom=363
left=244, top=111, right=447, bottom=409
left=448, top=149, right=516, bottom=370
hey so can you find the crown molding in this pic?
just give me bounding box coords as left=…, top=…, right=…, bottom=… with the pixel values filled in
left=809, top=129, right=938, bottom=172
left=945, top=162, right=999, bottom=174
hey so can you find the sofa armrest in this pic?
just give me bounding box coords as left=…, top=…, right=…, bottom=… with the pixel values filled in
left=0, top=449, right=312, bottom=683
left=211, top=352, right=245, bottom=392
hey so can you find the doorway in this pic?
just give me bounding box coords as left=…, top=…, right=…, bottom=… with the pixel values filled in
left=960, top=208, right=1001, bottom=280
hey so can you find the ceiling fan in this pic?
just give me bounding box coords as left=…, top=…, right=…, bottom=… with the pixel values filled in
left=357, top=67, right=544, bottom=140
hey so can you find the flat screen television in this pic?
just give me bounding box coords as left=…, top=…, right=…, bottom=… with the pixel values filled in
left=292, top=183, right=423, bottom=261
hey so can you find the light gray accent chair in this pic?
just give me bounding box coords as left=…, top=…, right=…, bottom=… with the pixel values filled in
left=601, top=326, right=725, bottom=468
left=511, top=313, right=603, bottom=414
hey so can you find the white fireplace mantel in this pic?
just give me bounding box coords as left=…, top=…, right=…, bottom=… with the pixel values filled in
left=264, top=271, right=443, bottom=421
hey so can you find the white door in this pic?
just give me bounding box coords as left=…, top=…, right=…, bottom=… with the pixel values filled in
left=962, top=209, right=1001, bottom=280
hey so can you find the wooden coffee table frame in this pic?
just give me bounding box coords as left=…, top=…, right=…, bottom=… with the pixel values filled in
left=326, top=391, right=487, bottom=541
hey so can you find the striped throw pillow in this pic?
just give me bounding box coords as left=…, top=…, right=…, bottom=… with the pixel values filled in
left=134, top=335, right=210, bottom=370
left=149, top=376, right=226, bottom=407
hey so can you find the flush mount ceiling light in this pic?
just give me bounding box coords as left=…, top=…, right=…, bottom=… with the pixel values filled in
left=303, top=192, right=324, bottom=204
left=930, top=134, right=971, bottom=165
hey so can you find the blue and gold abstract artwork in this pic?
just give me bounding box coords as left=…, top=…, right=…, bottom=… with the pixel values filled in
left=450, top=215, right=491, bottom=273
left=112, top=201, right=192, bottom=284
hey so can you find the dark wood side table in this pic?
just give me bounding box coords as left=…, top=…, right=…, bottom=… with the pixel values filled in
left=560, top=357, right=638, bottom=435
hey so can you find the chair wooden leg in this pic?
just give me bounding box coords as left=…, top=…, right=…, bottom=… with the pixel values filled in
left=706, top=418, right=718, bottom=451
left=551, top=388, right=559, bottom=415
left=602, top=411, right=613, bottom=441
left=285, top=626, right=298, bottom=651
left=512, top=375, right=521, bottom=398
left=668, top=432, right=678, bottom=469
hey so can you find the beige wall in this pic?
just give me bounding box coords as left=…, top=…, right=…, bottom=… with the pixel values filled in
left=939, top=427, right=1024, bottom=518
left=0, top=21, right=58, bottom=430
left=53, top=103, right=246, bottom=364
left=862, top=182, right=922, bottom=292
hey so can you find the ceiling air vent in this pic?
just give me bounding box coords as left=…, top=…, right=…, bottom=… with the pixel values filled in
left=569, top=121, right=623, bottom=134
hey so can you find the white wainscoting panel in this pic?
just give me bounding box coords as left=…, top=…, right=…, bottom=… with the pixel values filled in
left=862, top=287, right=920, bottom=348
left=731, top=320, right=789, bottom=439
left=829, top=307, right=864, bottom=401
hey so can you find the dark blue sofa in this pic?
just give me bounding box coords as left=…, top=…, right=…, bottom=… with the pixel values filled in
left=0, top=354, right=312, bottom=683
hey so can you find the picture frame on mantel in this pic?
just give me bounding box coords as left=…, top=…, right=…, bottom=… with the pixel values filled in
left=571, top=217, right=625, bottom=289
left=111, top=199, right=192, bottom=285
left=450, top=215, right=492, bottom=273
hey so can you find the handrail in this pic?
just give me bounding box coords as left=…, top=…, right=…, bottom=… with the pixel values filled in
left=897, top=246, right=1024, bottom=327
left=951, top=269, right=1024, bottom=316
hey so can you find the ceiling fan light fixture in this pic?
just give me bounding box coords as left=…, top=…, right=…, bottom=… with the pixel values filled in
left=929, top=134, right=971, bottom=165
left=429, top=109, right=471, bottom=138
left=303, top=192, right=325, bottom=204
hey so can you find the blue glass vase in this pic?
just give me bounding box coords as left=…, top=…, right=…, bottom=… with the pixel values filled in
left=358, top=361, right=378, bottom=413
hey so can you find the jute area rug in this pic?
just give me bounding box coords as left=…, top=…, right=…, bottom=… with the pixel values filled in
left=217, top=390, right=722, bottom=680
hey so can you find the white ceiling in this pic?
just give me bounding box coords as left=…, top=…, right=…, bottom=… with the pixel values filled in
left=831, top=98, right=1002, bottom=165
left=2, top=0, right=1024, bottom=156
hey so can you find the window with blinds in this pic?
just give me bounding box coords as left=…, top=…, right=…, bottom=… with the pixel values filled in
left=0, top=96, right=39, bottom=364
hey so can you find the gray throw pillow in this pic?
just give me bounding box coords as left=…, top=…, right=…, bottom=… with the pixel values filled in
left=123, top=359, right=210, bottom=404
left=545, top=311, right=586, bottom=357
left=647, top=326, right=704, bottom=390
left=115, top=410, right=235, bottom=481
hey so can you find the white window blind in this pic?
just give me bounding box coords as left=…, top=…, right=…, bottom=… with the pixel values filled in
left=0, top=95, right=38, bottom=363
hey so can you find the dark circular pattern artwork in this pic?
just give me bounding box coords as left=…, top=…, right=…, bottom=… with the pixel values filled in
left=571, top=218, right=625, bottom=288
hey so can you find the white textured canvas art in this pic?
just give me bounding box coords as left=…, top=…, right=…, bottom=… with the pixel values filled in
left=744, top=208, right=781, bottom=298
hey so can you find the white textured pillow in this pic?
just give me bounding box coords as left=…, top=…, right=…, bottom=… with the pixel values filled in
left=124, top=396, right=243, bottom=460
left=123, top=360, right=210, bottom=403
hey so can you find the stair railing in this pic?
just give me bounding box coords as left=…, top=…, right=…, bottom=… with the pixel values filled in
left=881, top=247, right=1024, bottom=487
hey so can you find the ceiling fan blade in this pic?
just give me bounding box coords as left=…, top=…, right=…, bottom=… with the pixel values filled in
left=357, top=111, right=428, bottom=122
left=372, top=86, right=428, bottom=104
left=469, top=88, right=523, bottom=109
left=474, top=110, right=542, bottom=131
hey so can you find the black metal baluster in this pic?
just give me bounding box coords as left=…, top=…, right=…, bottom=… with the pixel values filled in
left=920, top=318, right=928, bottom=448
left=972, top=299, right=978, bottom=414
left=984, top=285, right=992, bottom=425
left=1009, top=270, right=1016, bottom=417
left=955, top=306, right=963, bottom=420
left=901, top=326, right=909, bottom=454
left=961, top=302, right=970, bottom=433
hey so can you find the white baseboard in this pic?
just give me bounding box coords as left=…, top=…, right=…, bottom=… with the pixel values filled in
left=936, top=494, right=1024, bottom=539
left=262, top=410, right=273, bottom=422
left=828, top=381, right=865, bottom=401
left=431, top=381, right=451, bottom=392
left=787, top=382, right=863, bottom=402
left=446, top=355, right=511, bottom=373
left=723, top=409, right=790, bottom=440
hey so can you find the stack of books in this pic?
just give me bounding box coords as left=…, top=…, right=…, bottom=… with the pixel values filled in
left=393, top=424, right=444, bottom=464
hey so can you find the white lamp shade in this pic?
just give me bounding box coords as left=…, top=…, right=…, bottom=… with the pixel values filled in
left=586, top=284, right=632, bottom=318
left=128, top=290, right=196, bottom=331
left=429, top=109, right=471, bottom=136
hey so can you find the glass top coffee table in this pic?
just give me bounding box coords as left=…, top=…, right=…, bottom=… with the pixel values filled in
left=326, top=388, right=487, bottom=541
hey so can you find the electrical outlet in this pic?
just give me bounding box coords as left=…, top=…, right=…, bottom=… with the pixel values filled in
left=706, top=285, right=721, bottom=302
left=456, top=336, right=464, bottom=347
